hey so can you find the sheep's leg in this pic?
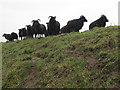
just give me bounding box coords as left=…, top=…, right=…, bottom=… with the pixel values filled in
left=35, top=34, right=36, bottom=38
left=31, top=35, right=33, bottom=38
left=21, top=37, right=22, bottom=40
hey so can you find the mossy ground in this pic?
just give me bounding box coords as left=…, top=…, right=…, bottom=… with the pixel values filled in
left=2, top=26, right=120, bottom=88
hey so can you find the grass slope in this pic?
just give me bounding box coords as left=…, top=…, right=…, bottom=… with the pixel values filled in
left=2, top=26, right=120, bottom=88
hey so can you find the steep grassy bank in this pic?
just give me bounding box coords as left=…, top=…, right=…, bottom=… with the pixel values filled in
left=2, top=26, right=120, bottom=88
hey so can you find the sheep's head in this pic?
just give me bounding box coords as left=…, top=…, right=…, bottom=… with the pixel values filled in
left=19, top=28, right=26, bottom=32
left=2, top=33, right=6, bottom=37
left=48, top=16, right=56, bottom=22
left=48, top=16, right=56, bottom=19
left=22, top=28, right=27, bottom=31
left=18, top=29, right=22, bottom=32
left=26, top=25, right=31, bottom=28
left=31, top=19, right=41, bottom=26
left=80, top=15, right=88, bottom=22
left=101, top=15, right=109, bottom=22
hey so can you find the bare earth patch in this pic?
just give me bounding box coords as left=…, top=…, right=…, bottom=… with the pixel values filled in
left=22, top=58, right=37, bottom=88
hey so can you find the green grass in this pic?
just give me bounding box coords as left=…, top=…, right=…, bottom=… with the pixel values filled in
left=2, top=26, right=120, bottom=88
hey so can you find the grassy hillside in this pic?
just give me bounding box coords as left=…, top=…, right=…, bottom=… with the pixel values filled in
left=2, top=26, right=120, bottom=88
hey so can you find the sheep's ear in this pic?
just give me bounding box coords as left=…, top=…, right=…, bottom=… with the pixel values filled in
left=54, top=16, right=56, bottom=18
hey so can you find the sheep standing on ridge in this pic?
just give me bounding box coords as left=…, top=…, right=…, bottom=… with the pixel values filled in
left=11, top=32, right=18, bottom=40
left=89, top=15, right=109, bottom=30
left=67, top=15, right=88, bottom=32
left=31, top=19, right=46, bottom=38
left=18, top=28, right=27, bottom=40
left=61, top=15, right=87, bottom=33
left=2, top=34, right=13, bottom=41
left=26, top=25, right=34, bottom=38
left=2, top=32, right=18, bottom=41
left=39, top=24, right=46, bottom=37
left=47, top=16, right=60, bottom=36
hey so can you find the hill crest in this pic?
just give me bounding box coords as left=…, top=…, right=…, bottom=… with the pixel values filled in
left=2, top=26, right=119, bottom=88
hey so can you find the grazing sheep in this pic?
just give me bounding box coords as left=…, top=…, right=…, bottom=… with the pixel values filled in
left=66, top=15, right=87, bottom=33
left=2, top=33, right=13, bottom=41
left=18, top=28, right=27, bottom=40
left=31, top=19, right=46, bottom=38
left=11, top=32, right=18, bottom=40
left=89, top=15, right=109, bottom=30
left=47, top=16, right=60, bottom=35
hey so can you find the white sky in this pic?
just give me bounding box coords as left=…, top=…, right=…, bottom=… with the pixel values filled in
left=0, top=0, right=119, bottom=42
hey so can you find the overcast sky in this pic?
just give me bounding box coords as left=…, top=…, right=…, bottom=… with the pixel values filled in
left=0, top=0, right=119, bottom=42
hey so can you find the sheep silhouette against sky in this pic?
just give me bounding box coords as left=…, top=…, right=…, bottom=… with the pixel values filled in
left=2, top=15, right=109, bottom=42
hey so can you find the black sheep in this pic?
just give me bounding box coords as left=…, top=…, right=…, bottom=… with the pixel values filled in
left=18, top=28, right=27, bottom=40
left=31, top=19, right=46, bottom=37
left=26, top=25, right=34, bottom=38
left=47, top=16, right=60, bottom=35
left=11, top=32, right=18, bottom=40
left=2, top=33, right=13, bottom=41
left=40, top=24, right=46, bottom=37
left=89, top=15, right=109, bottom=30
left=66, top=15, right=87, bottom=33
left=60, top=25, right=68, bottom=33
